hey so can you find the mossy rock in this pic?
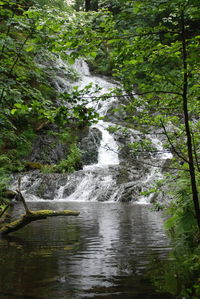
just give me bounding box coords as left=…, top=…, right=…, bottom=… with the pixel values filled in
left=24, top=161, right=43, bottom=170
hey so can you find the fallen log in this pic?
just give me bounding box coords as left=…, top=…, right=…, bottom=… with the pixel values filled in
left=0, top=177, right=80, bottom=235
left=0, top=209, right=80, bottom=235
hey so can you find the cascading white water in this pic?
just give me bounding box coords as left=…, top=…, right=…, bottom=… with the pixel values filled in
left=54, top=60, right=172, bottom=202
left=54, top=60, right=120, bottom=200
left=12, top=58, right=172, bottom=203
left=72, top=59, right=119, bottom=167
left=94, top=121, right=119, bottom=166
left=137, top=135, right=173, bottom=204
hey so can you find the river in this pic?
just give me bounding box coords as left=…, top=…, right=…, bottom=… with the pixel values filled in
left=0, top=201, right=173, bottom=299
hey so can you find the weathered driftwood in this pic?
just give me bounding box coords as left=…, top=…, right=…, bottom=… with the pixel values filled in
left=0, top=177, right=80, bottom=235
left=0, top=209, right=80, bottom=235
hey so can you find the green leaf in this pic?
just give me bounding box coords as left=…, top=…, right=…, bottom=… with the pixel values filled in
left=14, top=103, right=22, bottom=109
left=25, top=45, right=35, bottom=52
left=11, top=109, right=17, bottom=115
left=90, top=51, right=97, bottom=58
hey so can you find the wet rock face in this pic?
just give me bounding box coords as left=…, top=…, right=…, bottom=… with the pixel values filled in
left=111, top=127, right=151, bottom=163
left=28, top=125, right=102, bottom=166
left=29, top=132, right=68, bottom=165
left=18, top=117, right=161, bottom=203
left=13, top=157, right=149, bottom=202
left=37, top=55, right=79, bottom=94
left=12, top=172, right=68, bottom=200
left=79, top=127, right=102, bottom=165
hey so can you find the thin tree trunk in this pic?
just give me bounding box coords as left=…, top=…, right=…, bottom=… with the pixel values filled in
left=17, top=177, right=31, bottom=215
left=181, top=13, right=200, bottom=229
left=85, top=0, right=91, bottom=11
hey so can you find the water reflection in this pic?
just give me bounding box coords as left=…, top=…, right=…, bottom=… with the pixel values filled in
left=0, top=202, right=173, bottom=298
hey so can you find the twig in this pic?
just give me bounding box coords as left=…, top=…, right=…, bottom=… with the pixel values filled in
left=160, top=119, right=189, bottom=163
left=16, top=177, right=31, bottom=215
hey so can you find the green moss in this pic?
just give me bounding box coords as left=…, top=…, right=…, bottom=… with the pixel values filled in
left=0, top=209, right=80, bottom=234
left=63, top=245, right=75, bottom=250
left=30, top=209, right=80, bottom=216
left=53, top=143, right=82, bottom=173
left=24, top=161, right=43, bottom=170
left=30, top=209, right=55, bottom=215
left=0, top=169, right=10, bottom=194
left=41, top=164, right=55, bottom=173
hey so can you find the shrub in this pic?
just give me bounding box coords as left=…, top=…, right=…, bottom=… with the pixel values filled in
left=54, top=143, right=82, bottom=173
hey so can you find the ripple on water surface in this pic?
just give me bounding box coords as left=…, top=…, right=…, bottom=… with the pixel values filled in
left=0, top=202, right=173, bottom=299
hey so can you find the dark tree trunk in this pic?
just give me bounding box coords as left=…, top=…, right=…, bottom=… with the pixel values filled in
left=85, top=0, right=98, bottom=11
left=181, top=13, right=200, bottom=229
left=85, top=0, right=91, bottom=11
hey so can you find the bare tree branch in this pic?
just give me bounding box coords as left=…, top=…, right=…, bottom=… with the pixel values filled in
left=16, top=177, right=31, bottom=215
left=160, top=119, right=189, bottom=163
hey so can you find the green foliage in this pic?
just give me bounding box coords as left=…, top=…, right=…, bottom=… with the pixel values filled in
left=53, top=143, right=82, bottom=173
left=33, top=0, right=69, bottom=10
left=40, top=139, right=83, bottom=174
left=0, top=0, right=104, bottom=177
left=0, top=126, right=36, bottom=174
left=128, top=138, right=155, bottom=154
left=164, top=170, right=199, bottom=243
left=41, top=164, right=55, bottom=174
left=0, top=153, right=23, bottom=173
left=149, top=242, right=200, bottom=298
left=0, top=166, right=11, bottom=215
left=107, top=125, right=119, bottom=133
left=152, top=169, right=200, bottom=298
left=153, top=226, right=200, bottom=298
left=16, top=128, right=36, bottom=159
left=0, top=168, right=10, bottom=193
left=144, top=169, right=200, bottom=298
left=50, top=130, right=72, bottom=144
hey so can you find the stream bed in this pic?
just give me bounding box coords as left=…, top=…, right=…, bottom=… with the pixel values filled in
left=0, top=201, right=174, bottom=299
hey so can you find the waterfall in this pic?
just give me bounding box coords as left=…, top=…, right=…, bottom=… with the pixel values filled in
left=137, top=135, right=173, bottom=204
left=54, top=60, right=120, bottom=200
left=72, top=59, right=119, bottom=167
left=94, top=121, right=119, bottom=166
left=11, top=58, right=172, bottom=203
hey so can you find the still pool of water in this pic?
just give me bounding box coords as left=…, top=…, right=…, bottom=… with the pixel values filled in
left=0, top=201, right=174, bottom=299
